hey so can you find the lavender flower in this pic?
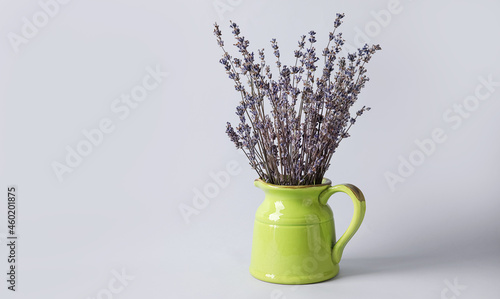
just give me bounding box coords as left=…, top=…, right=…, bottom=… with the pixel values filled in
left=214, top=14, right=381, bottom=185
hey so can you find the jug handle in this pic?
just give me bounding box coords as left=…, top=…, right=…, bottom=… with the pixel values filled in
left=319, top=184, right=366, bottom=265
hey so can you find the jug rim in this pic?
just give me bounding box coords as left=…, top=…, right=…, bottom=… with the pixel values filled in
left=254, top=178, right=332, bottom=189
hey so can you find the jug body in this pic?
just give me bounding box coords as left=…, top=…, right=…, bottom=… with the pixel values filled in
left=249, top=178, right=365, bottom=284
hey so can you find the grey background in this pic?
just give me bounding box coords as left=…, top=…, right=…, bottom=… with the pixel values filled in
left=1, top=0, right=499, bottom=298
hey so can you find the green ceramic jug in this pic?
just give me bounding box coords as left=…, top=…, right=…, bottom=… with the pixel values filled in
left=249, top=178, right=366, bottom=284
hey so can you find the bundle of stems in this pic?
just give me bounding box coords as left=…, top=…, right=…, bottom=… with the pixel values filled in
left=214, top=13, right=381, bottom=185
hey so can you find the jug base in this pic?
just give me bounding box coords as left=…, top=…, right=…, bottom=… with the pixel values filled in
left=249, top=267, right=339, bottom=284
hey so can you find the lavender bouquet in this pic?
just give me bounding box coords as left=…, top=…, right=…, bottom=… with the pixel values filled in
left=214, top=14, right=380, bottom=186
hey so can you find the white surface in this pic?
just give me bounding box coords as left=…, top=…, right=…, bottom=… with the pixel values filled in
left=0, top=0, right=499, bottom=298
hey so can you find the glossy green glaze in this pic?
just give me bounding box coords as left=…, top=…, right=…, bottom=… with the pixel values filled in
left=249, top=178, right=366, bottom=284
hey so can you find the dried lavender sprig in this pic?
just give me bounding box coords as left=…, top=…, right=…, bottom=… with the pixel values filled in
left=216, top=23, right=273, bottom=180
